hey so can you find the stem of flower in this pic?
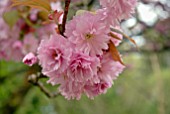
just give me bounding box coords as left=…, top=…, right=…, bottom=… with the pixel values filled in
left=28, top=73, right=60, bottom=98
left=60, top=0, right=71, bottom=36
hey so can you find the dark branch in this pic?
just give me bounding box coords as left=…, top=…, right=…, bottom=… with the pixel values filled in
left=37, top=81, right=60, bottom=98
left=28, top=73, right=60, bottom=98
left=59, top=0, right=71, bottom=36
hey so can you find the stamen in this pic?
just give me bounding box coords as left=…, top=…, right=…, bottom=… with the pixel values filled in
left=85, top=33, right=94, bottom=39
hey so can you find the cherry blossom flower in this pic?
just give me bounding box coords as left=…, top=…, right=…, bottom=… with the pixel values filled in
left=100, top=0, right=136, bottom=20
left=36, top=23, right=57, bottom=40
left=0, top=39, right=23, bottom=61
left=23, top=33, right=39, bottom=54
left=37, top=34, right=72, bottom=76
left=65, top=12, right=110, bottom=56
left=98, top=53, right=125, bottom=81
left=84, top=80, right=112, bottom=99
left=99, top=0, right=137, bottom=26
left=59, top=77, right=84, bottom=100
left=67, top=52, right=100, bottom=82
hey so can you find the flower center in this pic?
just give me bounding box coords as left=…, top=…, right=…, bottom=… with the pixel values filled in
left=52, top=52, right=58, bottom=60
left=51, top=49, right=61, bottom=60
left=85, top=33, right=94, bottom=39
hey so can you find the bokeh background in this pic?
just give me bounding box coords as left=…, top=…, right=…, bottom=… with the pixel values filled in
left=0, top=0, right=170, bottom=114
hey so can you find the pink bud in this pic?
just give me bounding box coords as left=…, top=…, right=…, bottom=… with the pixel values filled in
left=23, top=53, right=37, bottom=66
left=48, top=13, right=54, bottom=20
left=48, top=10, right=63, bottom=24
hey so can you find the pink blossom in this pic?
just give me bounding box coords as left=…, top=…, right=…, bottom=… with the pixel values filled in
left=0, top=19, right=8, bottom=39
left=0, top=0, right=10, bottom=14
left=10, top=40, right=24, bottom=61
left=23, top=52, right=37, bottom=66
left=48, top=10, right=63, bottom=24
left=46, top=52, right=125, bottom=100
left=23, top=33, right=38, bottom=54
left=47, top=73, right=65, bottom=86
left=59, top=77, right=84, bottom=100
left=47, top=72, right=85, bottom=100
left=100, top=0, right=136, bottom=19
left=37, top=34, right=72, bottom=76
left=98, top=53, right=125, bottom=81
left=0, top=18, right=20, bottom=40
left=12, top=40, right=22, bottom=49
left=83, top=53, right=125, bottom=99
left=0, top=39, right=23, bottom=61
left=50, top=1, right=63, bottom=24
left=36, top=23, right=57, bottom=40
left=110, top=60, right=126, bottom=80
left=84, top=80, right=112, bottom=99
left=29, top=9, right=39, bottom=21
left=97, top=8, right=119, bottom=27
left=99, top=0, right=137, bottom=26
left=65, top=12, right=110, bottom=56
left=67, top=52, right=100, bottom=82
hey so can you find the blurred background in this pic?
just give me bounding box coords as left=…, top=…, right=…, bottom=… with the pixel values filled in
left=0, top=0, right=170, bottom=114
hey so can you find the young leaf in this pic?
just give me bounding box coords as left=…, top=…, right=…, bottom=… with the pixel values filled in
left=108, top=32, right=122, bottom=40
left=123, top=33, right=138, bottom=49
left=76, top=10, right=96, bottom=16
left=108, top=41, right=125, bottom=65
left=3, top=10, right=19, bottom=28
left=38, top=11, right=49, bottom=21
left=111, top=27, right=138, bottom=49
left=76, top=10, right=87, bottom=16
left=11, top=0, right=51, bottom=12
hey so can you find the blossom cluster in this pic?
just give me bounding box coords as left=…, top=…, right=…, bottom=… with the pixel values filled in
left=37, top=0, right=137, bottom=99
left=0, top=0, right=137, bottom=100
left=38, top=12, right=125, bottom=99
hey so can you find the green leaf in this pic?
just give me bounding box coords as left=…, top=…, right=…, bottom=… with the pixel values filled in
left=76, top=10, right=87, bottom=16
left=3, top=10, right=19, bottom=28
left=76, top=10, right=96, bottom=16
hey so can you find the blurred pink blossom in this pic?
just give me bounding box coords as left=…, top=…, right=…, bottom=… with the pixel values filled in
left=99, top=0, right=137, bottom=26
left=23, top=34, right=39, bottom=54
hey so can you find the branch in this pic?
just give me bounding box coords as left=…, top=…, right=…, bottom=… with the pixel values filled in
left=59, top=0, right=71, bottom=36
left=28, top=73, right=60, bottom=98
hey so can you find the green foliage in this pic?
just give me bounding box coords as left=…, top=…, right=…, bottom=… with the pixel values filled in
left=3, top=10, right=19, bottom=28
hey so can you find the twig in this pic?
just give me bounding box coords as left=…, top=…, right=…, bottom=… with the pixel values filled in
left=28, top=73, right=60, bottom=98
left=59, top=0, right=71, bottom=36
left=37, top=81, right=60, bottom=98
